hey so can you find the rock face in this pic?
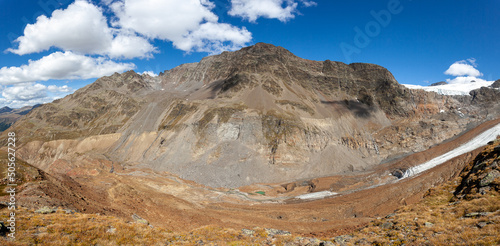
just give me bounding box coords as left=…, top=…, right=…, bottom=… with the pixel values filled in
left=469, top=87, right=500, bottom=119
left=491, top=79, right=500, bottom=88
left=455, top=138, right=500, bottom=198
left=4, top=43, right=499, bottom=188
left=470, top=86, right=500, bottom=104
left=430, top=81, right=447, bottom=86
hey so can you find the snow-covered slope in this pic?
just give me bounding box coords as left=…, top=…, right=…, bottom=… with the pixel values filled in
left=403, top=81, right=494, bottom=95
left=402, top=123, right=500, bottom=179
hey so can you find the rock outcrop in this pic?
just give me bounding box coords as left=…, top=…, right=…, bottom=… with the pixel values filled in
left=430, top=81, right=447, bottom=86
left=454, top=138, right=500, bottom=198
left=491, top=79, right=500, bottom=88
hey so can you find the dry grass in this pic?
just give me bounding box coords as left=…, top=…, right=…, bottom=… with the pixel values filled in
left=7, top=187, right=496, bottom=246
left=348, top=178, right=500, bottom=245
left=0, top=208, right=308, bottom=245
left=0, top=178, right=498, bottom=246
left=351, top=187, right=500, bottom=245
left=0, top=208, right=173, bottom=246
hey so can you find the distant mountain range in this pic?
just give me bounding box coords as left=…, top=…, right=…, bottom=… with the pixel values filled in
left=0, top=104, right=40, bottom=132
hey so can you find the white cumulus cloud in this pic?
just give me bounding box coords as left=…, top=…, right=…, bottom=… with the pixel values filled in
left=47, top=85, right=72, bottom=93
left=177, top=22, right=252, bottom=54
left=2, top=83, right=48, bottom=101
left=0, top=51, right=135, bottom=85
left=0, top=83, right=75, bottom=108
left=301, top=0, right=317, bottom=7
left=7, top=0, right=155, bottom=59
left=108, top=33, right=157, bottom=59
left=110, top=0, right=252, bottom=53
left=445, top=76, right=490, bottom=85
left=445, top=59, right=482, bottom=77
left=110, top=0, right=217, bottom=40
left=444, top=58, right=491, bottom=85
left=228, top=0, right=316, bottom=22
left=7, top=0, right=264, bottom=60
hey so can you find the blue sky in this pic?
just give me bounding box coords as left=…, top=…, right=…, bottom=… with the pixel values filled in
left=0, top=0, right=498, bottom=108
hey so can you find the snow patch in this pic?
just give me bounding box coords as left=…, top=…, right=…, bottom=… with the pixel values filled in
left=295, top=191, right=338, bottom=200
left=402, top=123, right=500, bottom=179
left=403, top=81, right=494, bottom=96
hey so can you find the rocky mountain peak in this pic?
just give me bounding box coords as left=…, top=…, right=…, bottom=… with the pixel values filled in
left=431, top=81, right=448, bottom=86
left=77, top=70, right=158, bottom=96
left=158, top=43, right=408, bottom=117
left=492, top=79, right=500, bottom=88
left=238, top=42, right=295, bottom=57
left=0, top=106, right=12, bottom=114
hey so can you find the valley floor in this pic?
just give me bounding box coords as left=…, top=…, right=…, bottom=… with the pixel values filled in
left=1, top=139, right=499, bottom=245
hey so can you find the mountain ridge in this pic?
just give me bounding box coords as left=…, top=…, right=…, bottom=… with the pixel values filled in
left=0, top=104, right=40, bottom=132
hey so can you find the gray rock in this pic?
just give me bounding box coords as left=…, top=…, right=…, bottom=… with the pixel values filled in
left=334, top=235, right=353, bottom=245
left=265, top=228, right=291, bottom=237
left=492, top=79, right=500, bottom=88
left=131, top=214, right=149, bottom=225
left=477, top=222, right=488, bottom=228
left=472, top=161, right=487, bottom=172
left=479, top=186, right=491, bottom=195
left=464, top=212, right=480, bottom=217
left=241, top=228, right=255, bottom=236
left=464, top=212, right=491, bottom=218
left=385, top=213, right=396, bottom=218
left=480, top=170, right=500, bottom=187
left=380, top=222, right=394, bottom=229
left=470, top=86, right=500, bottom=105
left=297, top=237, right=322, bottom=245
left=430, top=81, right=447, bottom=86
left=491, top=161, right=498, bottom=169
left=424, top=222, right=434, bottom=227
left=106, top=226, right=117, bottom=234
left=35, top=206, right=56, bottom=214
